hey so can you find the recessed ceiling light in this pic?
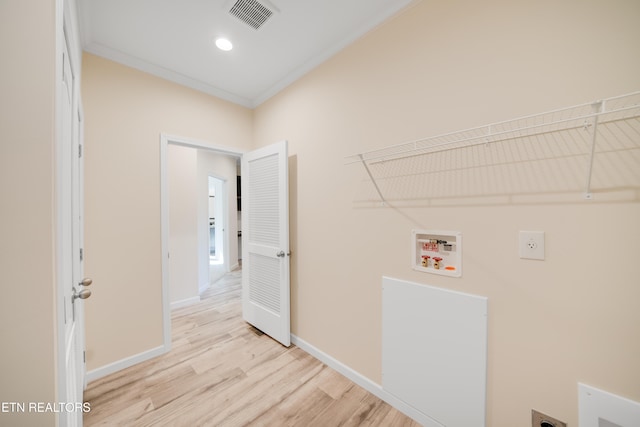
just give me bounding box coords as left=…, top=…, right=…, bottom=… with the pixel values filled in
left=215, top=38, right=233, bottom=51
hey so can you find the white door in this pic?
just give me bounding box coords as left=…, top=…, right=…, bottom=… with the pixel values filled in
left=61, top=36, right=89, bottom=427
left=72, top=85, right=88, bottom=393
left=241, top=140, right=290, bottom=346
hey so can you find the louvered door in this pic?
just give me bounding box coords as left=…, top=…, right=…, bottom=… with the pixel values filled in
left=241, top=140, right=290, bottom=346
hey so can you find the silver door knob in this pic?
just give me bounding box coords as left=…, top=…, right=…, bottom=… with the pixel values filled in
left=276, top=251, right=291, bottom=258
left=73, top=288, right=91, bottom=301
left=79, top=278, right=93, bottom=287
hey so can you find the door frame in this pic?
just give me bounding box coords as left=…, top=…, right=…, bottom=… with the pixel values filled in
left=160, top=134, right=244, bottom=349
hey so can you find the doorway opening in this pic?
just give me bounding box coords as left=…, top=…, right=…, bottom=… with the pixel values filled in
left=208, top=175, right=224, bottom=265
left=207, top=174, right=227, bottom=286
left=160, top=134, right=244, bottom=350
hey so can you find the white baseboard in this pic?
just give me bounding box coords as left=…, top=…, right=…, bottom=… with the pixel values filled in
left=290, top=334, right=440, bottom=427
left=85, top=344, right=168, bottom=384
left=199, top=281, right=210, bottom=294
left=170, top=296, right=200, bottom=310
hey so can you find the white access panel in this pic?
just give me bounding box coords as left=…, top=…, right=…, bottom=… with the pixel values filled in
left=382, top=276, right=488, bottom=427
left=579, top=383, right=640, bottom=427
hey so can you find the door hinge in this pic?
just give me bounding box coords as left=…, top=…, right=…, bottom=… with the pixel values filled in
left=83, top=350, right=86, bottom=364
left=80, top=248, right=83, bottom=261
left=79, top=144, right=82, bottom=158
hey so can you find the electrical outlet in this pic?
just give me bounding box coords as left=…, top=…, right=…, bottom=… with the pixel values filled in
left=519, top=231, right=545, bottom=260
left=532, top=409, right=566, bottom=427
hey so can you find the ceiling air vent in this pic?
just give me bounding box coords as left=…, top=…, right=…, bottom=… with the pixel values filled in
left=229, top=0, right=275, bottom=30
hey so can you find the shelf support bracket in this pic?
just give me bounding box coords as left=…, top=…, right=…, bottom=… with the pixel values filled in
left=584, top=100, right=603, bottom=199
left=359, top=154, right=386, bottom=205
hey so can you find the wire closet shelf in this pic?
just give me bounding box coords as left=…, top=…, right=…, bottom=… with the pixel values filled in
left=345, top=91, right=640, bottom=202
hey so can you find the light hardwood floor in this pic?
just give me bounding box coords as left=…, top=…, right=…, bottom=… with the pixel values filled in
left=84, top=270, right=421, bottom=426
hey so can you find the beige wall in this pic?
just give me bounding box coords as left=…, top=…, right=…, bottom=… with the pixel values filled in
left=82, top=53, right=253, bottom=370
left=167, top=145, right=240, bottom=304
left=0, top=1, right=57, bottom=426
left=252, top=0, right=640, bottom=426
left=81, top=0, right=639, bottom=425
left=197, top=150, right=240, bottom=283
left=168, top=145, right=199, bottom=304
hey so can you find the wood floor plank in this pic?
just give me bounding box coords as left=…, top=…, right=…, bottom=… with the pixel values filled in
left=310, top=366, right=354, bottom=400
left=84, top=269, right=421, bottom=426
left=247, top=380, right=335, bottom=426
left=85, top=397, right=155, bottom=426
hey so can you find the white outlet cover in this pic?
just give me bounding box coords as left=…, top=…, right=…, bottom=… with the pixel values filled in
left=519, top=231, right=545, bottom=260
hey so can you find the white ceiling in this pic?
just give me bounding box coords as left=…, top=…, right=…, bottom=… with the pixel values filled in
left=78, top=0, right=416, bottom=108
